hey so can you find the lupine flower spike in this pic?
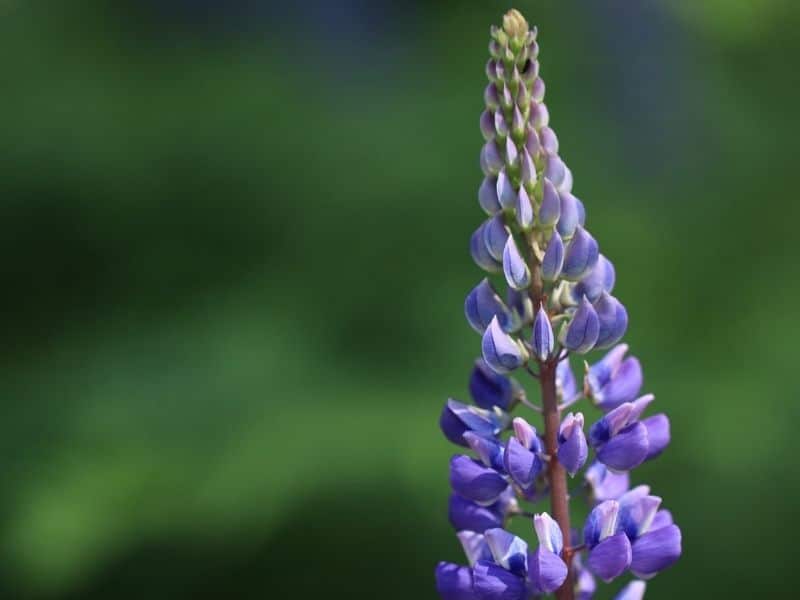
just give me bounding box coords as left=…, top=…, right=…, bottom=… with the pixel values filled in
left=436, top=9, right=680, bottom=600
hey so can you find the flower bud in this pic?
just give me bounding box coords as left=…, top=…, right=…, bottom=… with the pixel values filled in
left=562, top=226, right=599, bottom=281
left=501, top=85, right=514, bottom=111
left=520, top=59, right=539, bottom=84
left=470, top=225, right=502, bottom=272
left=512, top=417, right=543, bottom=452
left=465, top=278, right=512, bottom=333
left=494, top=110, right=509, bottom=138
left=563, top=296, right=600, bottom=353
left=485, top=528, right=528, bottom=575
left=478, top=176, right=502, bottom=215
left=485, top=59, right=499, bottom=83
left=502, top=8, right=529, bottom=38
left=520, top=147, right=536, bottom=185
left=556, top=191, right=580, bottom=239
left=642, top=413, right=670, bottom=460
left=450, top=454, right=508, bottom=504
left=469, top=358, right=517, bottom=411
left=594, top=292, right=628, bottom=349
left=541, top=231, right=564, bottom=281
left=484, top=83, right=500, bottom=110
left=531, top=101, right=549, bottom=128
left=482, top=316, right=529, bottom=373
left=483, top=214, right=509, bottom=261
left=481, top=141, right=503, bottom=175
left=503, top=436, right=542, bottom=492
left=539, top=126, right=558, bottom=155
left=574, top=193, right=585, bottom=224
left=525, top=124, right=540, bottom=156
left=503, top=237, right=530, bottom=291
left=496, top=169, right=516, bottom=210
left=544, top=155, right=566, bottom=188
left=559, top=166, right=574, bottom=194
left=532, top=306, right=554, bottom=361
left=505, top=136, right=519, bottom=167
left=557, top=412, right=588, bottom=476
left=515, top=187, right=533, bottom=229
left=480, top=109, right=495, bottom=141
left=539, top=178, right=561, bottom=226
left=531, top=77, right=545, bottom=103
left=511, top=105, right=525, bottom=139
left=573, top=254, right=616, bottom=302
left=533, top=513, right=563, bottom=554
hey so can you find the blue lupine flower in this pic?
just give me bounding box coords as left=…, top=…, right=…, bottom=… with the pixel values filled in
left=563, top=296, right=600, bottom=353
left=439, top=398, right=506, bottom=447
left=558, top=412, right=588, bottom=476
left=585, top=345, right=644, bottom=411
left=482, top=316, right=529, bottom=373
left=437, top=11, right=681, bottom=599
left=468, top=358, right=519, bottom=411
left=584, top=500, right=632, bottom=582
left=450, top=454, right=509, bottom=504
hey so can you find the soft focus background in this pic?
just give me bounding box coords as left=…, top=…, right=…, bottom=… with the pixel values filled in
left=0, top=1, right=797, bottom=598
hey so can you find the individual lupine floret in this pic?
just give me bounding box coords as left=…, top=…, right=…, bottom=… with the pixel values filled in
left=450, top=454, right=509, bottom=505
left=557, top=412, right=588, bottom=476
left=588, top=397, right=653, bottom=471
left=583, top=500, right=632, bottom=582
left=482, top=316, right=529, bottom=373
left=468, top=358, right=521, bottom=411
left=470, top=225, right=502, bottom=272
left=439, top=398, right=508, bottom=447
left=465, top=279, right=513, bottom=334
left=529, top=513, right=569, bottom=594
left=562, top=296, right=600, bottom=353
left=541, top=231, right=564, bottom=281
left=593, top=292, right=628, bottom=349
left=503, top=236, right=531, bottom=290
left=539, top=179, right=561, bottom=226
left=573, top=254, right=615, bottom=302
left=585, top=344, right=644, bottom=411
left=504, top=417, right=544, bottom=494
left=532, top=305, right=554, bottom=361
left=562, top=226, right=599, bottom=280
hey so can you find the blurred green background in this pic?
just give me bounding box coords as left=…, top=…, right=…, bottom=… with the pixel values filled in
left=0, top=0, right=797, bottom=598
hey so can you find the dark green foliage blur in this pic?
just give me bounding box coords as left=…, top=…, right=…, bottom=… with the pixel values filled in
left=0, top=1, right=797, bottom=598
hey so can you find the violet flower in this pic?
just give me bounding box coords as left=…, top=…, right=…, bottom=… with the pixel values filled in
left=435, top=9, right=681, bottom=599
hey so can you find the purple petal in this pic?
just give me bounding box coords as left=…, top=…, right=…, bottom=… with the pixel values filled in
left=520, top=148, right=536, bottom=185
left=539, top=126, right=558, bottom=155
left=511, top=106, right=525, bottom=137
left=472, top=561, right=526, bottom=600
left=544, top=155, right=566, bottom=187
left=515, top=187, right=533, bottom=229
left=584, top=500, right=620, bottom=547
left=527, top=547, right=568, bottom=594
left=470, top=225, right=502, bottom=273
left=450, top=455, right=508, bottom=504
left=629, top=394, right=655, bottom=422
left=469, top=358, right=515, bottom=411
left=531, top=77, right=545, bottom=103
left=484, top=83, right=500, bottom=110
left=587, top=532, right=632, bottom=582
left=533, top=512, right=564, bottom=554
left=482, top=316, right=527, bottom=374
left=556, top=191, right=580, bottom=239
left=532, top=306, right=554, bottom=361
left=589, top=402, right=636, bottom=447
left=484, top=214, right=509, bottom=261
left=562, top=226, right=600, bottom=281
left=560, top=166, right=574, bottom=194
left=465, top=279, right=513, bottom=334
left=650, top=509, right=674, bottom=532
left=614, top=580, right=646, bottom=600
left=458, top=531, right=493, bottom=567
left=496, top=170, right=516, bottom=210
left=506, top=288, right=533, bottom=329
left=479, top=177, right=502, bottom=215
left=494, top=111, right=509, bottom=137
left=480, top=110, right=496, bottom=142
left=573, top=254, right=616, bottom=302
left=531, top=101, right=549, bottom=129
left=618, top=492, right=662, bottom=540
left=525, top=124, right=540, bottom=155
left=449, top=493, right=504, bottom=533
left=557, top=412, right=588, bottom=476
left=586, top=344, right=629, bottom=393
left=436, top=562, right=478, bottom=600
left=563, top=296, right=600, bottom=354
left=503, top=437, right=542, bottom=491
left=539, top=179, right=561, bottom=226
left=597, top=422, right=649, bottom=471
left=512, top=417, right=543, bottom=453
left=594, top=357, right=644, bottom=412
left=484, top=528, right=528, bottom=575
left=464, top=431, right=506, bottom=472
left=482, top=141, right=504, bottom=175
left=630, top=525, right=682, bottom=578
left=594, top=292, right=628, bottom=350
left=505, top=137, right=519, bottom=168
left=502, top=237, right=531, bottom=291
left=541, top=231, right=564, bottom=281
left=556, top=358, right=579, bottom=406
left=642, top=414, right=670, bottom=460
